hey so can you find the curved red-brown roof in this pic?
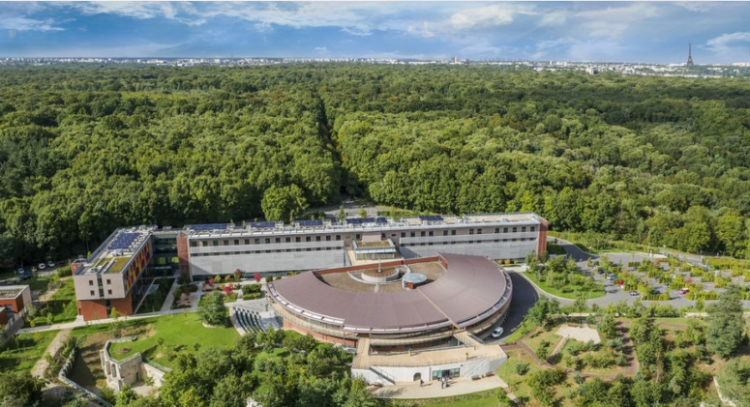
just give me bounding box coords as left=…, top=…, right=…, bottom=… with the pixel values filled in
left=268, top=253, right=511, bottom=333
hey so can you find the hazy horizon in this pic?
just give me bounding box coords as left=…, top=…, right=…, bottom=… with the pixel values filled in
left=2, top=2, right=750, bottom=64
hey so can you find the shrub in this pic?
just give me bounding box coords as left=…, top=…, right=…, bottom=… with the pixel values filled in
left=574, top=373, right=585, bottom=384
left=515, top=362, right=530, bottom=375
left=56, top=266, right=72, bottom=277
left=536, top=345, right=549, bottom=360
left=243, top=293, right=261, bottom=300
left=265, top=276, right=273, bottom=283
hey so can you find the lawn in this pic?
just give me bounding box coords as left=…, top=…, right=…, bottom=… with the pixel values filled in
left=108, top=313, right=239, bottom=368
left=503, top=320, right=533, bottom=344
left=29, top=279, right=78, bottom=326
left=495, top=350, right=542, bottom=401
left=524, top=328, right=562, bottom=354
left=524, top=272, right=606, bottom=300
left=391, top=389, right=502, bottom=407
left=0, top=330, right=58, bottom=375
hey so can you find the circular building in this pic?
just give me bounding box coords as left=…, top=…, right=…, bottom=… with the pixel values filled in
left=267, top=252, right=513, bottom=351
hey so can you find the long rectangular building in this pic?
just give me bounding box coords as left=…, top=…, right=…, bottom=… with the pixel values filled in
left=73, top=213, right=547, bottom=320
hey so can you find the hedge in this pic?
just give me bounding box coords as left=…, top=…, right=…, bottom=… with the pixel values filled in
left=243, top=293, right=261, bottom=300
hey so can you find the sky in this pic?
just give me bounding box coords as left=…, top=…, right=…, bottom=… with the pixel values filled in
left=1, top=1, right=750, bottom=64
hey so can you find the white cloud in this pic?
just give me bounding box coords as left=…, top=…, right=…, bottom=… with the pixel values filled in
left=449, top=5, right=520, bottom=31
left=573, top=3, right=661, bottom=39
left=673, top=2, right=715, bottom=13
left=0, top=16, right=63, bottom=31
left=706, top=31, right=750, bottom=61
left=70, top=1, right=205, bottom=25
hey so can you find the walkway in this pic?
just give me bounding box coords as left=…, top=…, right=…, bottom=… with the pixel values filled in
left=370, top=375, right=508, bottom=399
left=159, top=279, right=180, bottom=313
left=30, top=328, right=71, bottom=378
left=17, top=287, right=203, bottom=335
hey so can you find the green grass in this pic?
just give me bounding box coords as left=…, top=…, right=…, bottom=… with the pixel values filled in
left=524, top=328, right=561, bottom=354
left=546, top=242, right=567, bottom=255
left=389, top=389, right=502, bottom=407
left=496, top=350, right=542, bottom=400
left=0, top=330, right=58, bottom=375
left=26, top=277, right=53, bottom=293
left=108, top=313, right=239, bottom=368
left=651, top=317, right=695, bottom=326
left=524, top=272, right=606, bottom=300
left=50, top=279, right=76, bottom=301
left=503, top=320, right=533, bottom=343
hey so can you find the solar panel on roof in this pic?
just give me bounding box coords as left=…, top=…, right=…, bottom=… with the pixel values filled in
left=419, top=215, right=443, bottom=222
left=250, top=222, right=276, bottom=229
left=346, top=218, right=364, bottom=224
left=298, top=219, right=323, bottom=227
left=189, top=223, right=229, bottom=231
left=375, top=217, right=388, bottom=224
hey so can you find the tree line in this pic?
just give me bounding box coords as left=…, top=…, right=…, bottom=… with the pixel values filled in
left=1, top=64, right=750, bottom=266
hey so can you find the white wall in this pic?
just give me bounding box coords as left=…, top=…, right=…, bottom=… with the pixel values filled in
left=353, top=354, right=508, bottom=385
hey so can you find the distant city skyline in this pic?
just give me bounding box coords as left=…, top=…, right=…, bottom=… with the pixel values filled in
left=1, top=2, right=750, bottom=64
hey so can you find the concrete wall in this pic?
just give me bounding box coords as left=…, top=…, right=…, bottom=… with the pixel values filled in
left=0, top=285, right=31, bottom=313
left=399, top=234, right=538, bottom=260
left=353, top=353, right=508, bottom=385
left=100, top=336, right=168, bottom=392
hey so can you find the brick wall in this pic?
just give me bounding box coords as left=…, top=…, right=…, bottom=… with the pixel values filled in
left=0, top=308, right=8, bottom=326
left=537, top=217, right=549, bottom=258
left=0, top=297, right=24, bottom=313
left=176, top=231, right=190, bottom=282
left=111, top=294, right=134, bottom=316
left=78, top=300, right=108, bottom=321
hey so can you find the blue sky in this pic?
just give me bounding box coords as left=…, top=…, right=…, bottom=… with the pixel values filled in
left=1, top=2, right=750, bottom=63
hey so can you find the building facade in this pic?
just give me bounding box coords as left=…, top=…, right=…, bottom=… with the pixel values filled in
left=73, top=212, right=547, bottom=320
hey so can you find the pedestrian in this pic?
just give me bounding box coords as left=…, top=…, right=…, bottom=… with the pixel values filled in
left=419, top=379, right=423, bottom=387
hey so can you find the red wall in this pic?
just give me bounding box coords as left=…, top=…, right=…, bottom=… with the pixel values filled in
left=77, top=292, right=133, bottom=321
left=0, top=296, right=24, bottom=313
left=177, top=231, right=191, bottom=282
left=537, top=217, right=549, bottom=258
left=0, top=308, right=8, bottom=326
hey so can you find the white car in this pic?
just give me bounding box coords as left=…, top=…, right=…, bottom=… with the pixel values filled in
left=38, top=263, right=46, bottom=270
left=47, top=262, right=55, bottom=268
left=491, top=327, right=504, bottom=338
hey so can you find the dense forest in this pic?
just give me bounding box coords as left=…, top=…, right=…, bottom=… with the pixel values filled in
left=1, top=64, right=750, bottom=265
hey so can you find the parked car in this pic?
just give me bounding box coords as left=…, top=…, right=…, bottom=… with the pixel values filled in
left=16, top=267, right=24, bottom=274
left=630, top=291, right=640, bottom=296
left=38, top=263, right=46, bottom=270
left=19, top=274, right=32, bottom=281
left=597, top=268, right=604, bottom=275
left=678, top=288, right=690, bottom=294
left=47, top=261, right=55, bottom=268
left=491, top=327, right=504, bottom=338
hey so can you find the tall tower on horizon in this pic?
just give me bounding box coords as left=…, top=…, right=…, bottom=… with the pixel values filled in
left=687, top=42, right=694, bottom=67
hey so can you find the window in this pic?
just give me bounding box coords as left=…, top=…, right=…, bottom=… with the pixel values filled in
left=296, top=237, right=301, bottom=242
left=336, top=235, right=341, bottom=241
left=108, top=290, right=112, bottom=295
left=223, top=240, right=229, bottom=246
left=469, top=240, right=474, bottom=244
left=503, top=227, right=508, bottom=233
left=428, top=231, right=434, bottom=237
left=512, top=238, right=517, bottom=242
left=213, top=240, right=219, bottom=246
left=521, top=227, right=526, bottom=233
left=478, top=229, right=483, bottom=235
left=286, top=249, right=291, bottom=252
left=356, top=234, right=361, bottom=240
left=451, top=230, right=456, bottom=236
left=420, top=231, right=426, bottom=237
left=285, top=237, right=291, bottom=243
left=89, top=280, right=93, bottom=286
left=244, top=239, right=250, bottom=245
left=495, top=228, right=500, bottom=233
left=255, top=239, right=260, bottom=244
left=469, top=229, right=474, bottom=235
left=90, top=290, right=95, bottom=296
left=443, top=230, right=448, bottom=236
left=190, top=241, right=197, bottom=247
left=428, top=242, right=433, bottom=246
left=512, top=227, right=517, bottom=233
left=202, top=241, right=208, bottom=247
left=275, top=238, right=281, bottom=244
left=420, top=242, right=425, bottom=246
left=410, top=232, right=416, bottom=238
left=316, top=236, right=321, bottom=242
left=401, top=232, right=406, bottom=238
left=306, top=248, right=312, bottom=251
left=306, top=236, right=311, bottom=242
left=296, top=248, right=301, bottom=252
left=265, top=238, right=270, bottom=244
left=316, top=247, right=321, bottom=251
left=106, top=279, right=111, bottom=285
left=531, top=226, right=536, bottom=232
left=326, top=235, right=331, bottom=241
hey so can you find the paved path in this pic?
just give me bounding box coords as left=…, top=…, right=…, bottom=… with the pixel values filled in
left=370, top=375, right=507, bottom=399
left=159, top=279, right=180, bottom=313
left=30, top=328, right=71, bottom=378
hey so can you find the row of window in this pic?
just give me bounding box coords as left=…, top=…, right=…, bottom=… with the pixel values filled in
left=189, top=226, right=538, bottom=248
left=191, top=247, right=342, bottom=257
left=190, top=234, right=344, bottom=248
left=90, top=289, right=113, bottom=296
left=400, top=237, right=532, bottom=247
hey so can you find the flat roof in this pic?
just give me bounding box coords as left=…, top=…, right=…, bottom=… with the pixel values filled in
left=269, top=253, right=511, bottom=332
left=185, top=212, right=543, bottom=238
left=0, top=286, right=28, bottom=299
left=75, top=226, right=154, bottom=276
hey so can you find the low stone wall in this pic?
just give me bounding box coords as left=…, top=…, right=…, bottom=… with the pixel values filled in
left=100, top=336, right=169, bottom=392
left=59, top=348, right=113, bottom=407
